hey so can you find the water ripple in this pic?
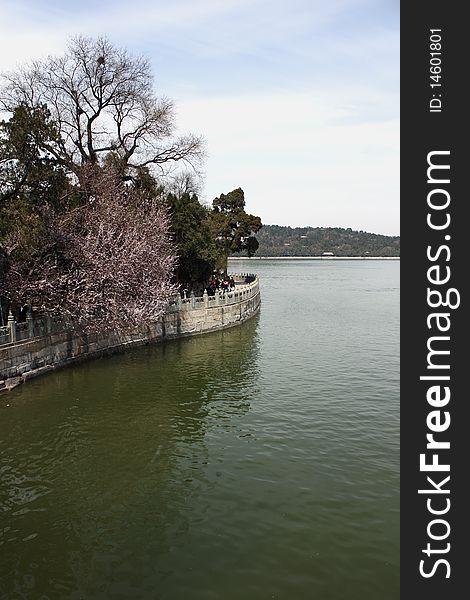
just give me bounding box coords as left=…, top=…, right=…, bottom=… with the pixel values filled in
left=0, top=260, right=399, bottom=599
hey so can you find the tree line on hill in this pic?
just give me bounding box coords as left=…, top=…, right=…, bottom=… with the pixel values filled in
left=233, top=225, right=400, bottom=257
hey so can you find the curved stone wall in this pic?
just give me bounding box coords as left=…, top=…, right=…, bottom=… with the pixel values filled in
left=0, top=276, right=261, bottom=392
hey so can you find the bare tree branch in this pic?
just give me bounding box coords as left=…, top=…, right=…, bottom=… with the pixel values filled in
left=0, top=36, right=205, bottom=179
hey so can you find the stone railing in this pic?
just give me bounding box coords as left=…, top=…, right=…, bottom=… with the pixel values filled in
left=0, top=312, right=67, bottom=346
left=1, top=273, right=261, bottom=391
left=0, top=274, right=259, bottom=347
left=167, top=273, right=259, bottom=313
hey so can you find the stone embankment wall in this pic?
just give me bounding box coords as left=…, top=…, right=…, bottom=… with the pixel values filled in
left=0, top=276, right=260, bottom=392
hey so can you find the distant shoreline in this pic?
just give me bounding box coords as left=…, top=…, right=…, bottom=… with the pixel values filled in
left=229, top=256, right=400, bottom=261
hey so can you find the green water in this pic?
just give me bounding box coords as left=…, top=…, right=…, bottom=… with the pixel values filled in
left=0, top=259, right=399, bottom=600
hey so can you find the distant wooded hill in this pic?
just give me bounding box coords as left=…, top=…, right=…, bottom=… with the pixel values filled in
left=240, top=225, right=400, bottom=257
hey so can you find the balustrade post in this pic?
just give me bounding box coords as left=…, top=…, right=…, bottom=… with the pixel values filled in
left=203, top=289, right=208, bottom=308
left=27, top=306, right=34, bottom=338
left=8, top=310, right=16, bottom=343
left=190, top=290, right=195, bottom=309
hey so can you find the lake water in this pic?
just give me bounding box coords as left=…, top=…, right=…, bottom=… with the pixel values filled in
left=0, top=259, right=399, bottom=600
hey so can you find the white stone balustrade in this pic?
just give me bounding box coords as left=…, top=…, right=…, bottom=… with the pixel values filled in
left=1, top=274, right=260, bottom=346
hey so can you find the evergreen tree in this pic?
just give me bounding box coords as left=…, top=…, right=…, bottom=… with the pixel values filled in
left=167, top=191, right=218, bottom=283
left=211, top=188, right=262, bottom=269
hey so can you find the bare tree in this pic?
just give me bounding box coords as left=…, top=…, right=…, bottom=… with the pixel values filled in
left=167, top=170, right=203, bottom=199
left=4, top=166, right=177, bottom=331
left=0, top=36, right=204, bottom=182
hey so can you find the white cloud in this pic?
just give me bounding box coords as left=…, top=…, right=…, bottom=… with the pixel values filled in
left=178, top=92, right=399, bottom=234
left=0, top=0, right=399, bottom=234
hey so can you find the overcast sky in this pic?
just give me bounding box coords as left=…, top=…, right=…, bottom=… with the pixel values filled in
left=0, top=0, right=399, bottom=235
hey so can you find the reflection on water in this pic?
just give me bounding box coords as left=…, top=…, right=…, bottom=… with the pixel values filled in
left=1, top=320, right=260, bottom=599
left=0, top=260, right=399, bottom=600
